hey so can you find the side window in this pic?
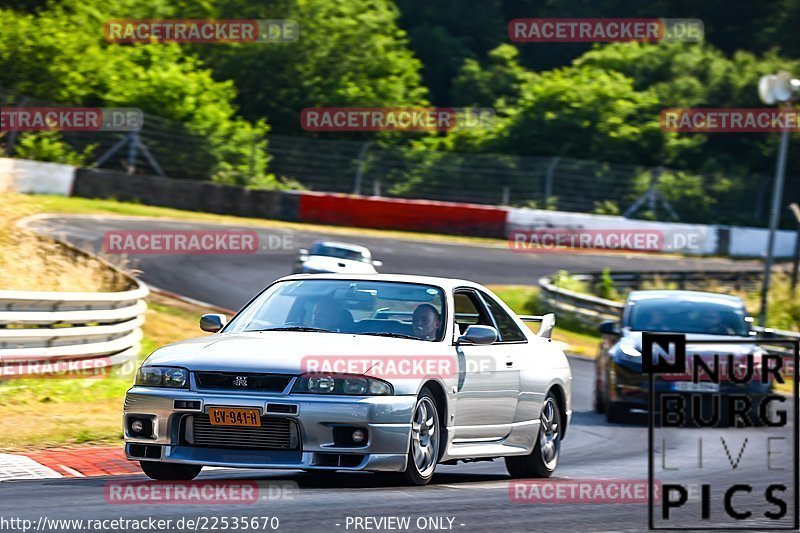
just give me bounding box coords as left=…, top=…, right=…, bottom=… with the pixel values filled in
left=481, top=293, right=527, bottom=343
left=453, top=290, right=492, bottom=335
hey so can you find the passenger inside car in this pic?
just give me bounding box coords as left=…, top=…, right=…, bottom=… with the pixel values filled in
left=700, top=309, right=734, bottom=335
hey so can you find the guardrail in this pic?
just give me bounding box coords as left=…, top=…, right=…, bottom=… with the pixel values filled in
left=538, top=269, right=765, bottom=326
left=0, top=240, right=148, bottom=378
left=538, top=274, right=622, bottom=325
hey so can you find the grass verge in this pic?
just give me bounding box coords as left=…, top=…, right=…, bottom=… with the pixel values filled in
left=0, top=193, right=121, bottom=291
left=14, top=193, right=507, bottom=247
left=488, top=285, right=600, bottom=358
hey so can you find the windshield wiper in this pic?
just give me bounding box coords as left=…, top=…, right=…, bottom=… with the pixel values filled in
left=249, top=326, right=335, bottom=333
left=359, top=332, right=421, bottom=340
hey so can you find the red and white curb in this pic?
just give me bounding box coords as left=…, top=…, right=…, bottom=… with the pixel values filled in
left=0, top=447, right=241, bottom=481
left=0, top=447, right=140, bottom=481
left=0, top=453, right=63, bottom=481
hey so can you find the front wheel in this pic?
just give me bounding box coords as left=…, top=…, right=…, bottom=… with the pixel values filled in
left=505, top=392, right=561, bottom=478
left=397, top=388, right=441, bottom=486
left=593, top=378, right=606, bottom=413
left=140, top=461, right=202, bottom=480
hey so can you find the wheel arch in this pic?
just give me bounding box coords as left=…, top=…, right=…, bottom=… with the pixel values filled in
left=548, top=383, right=568, bottom=440
left=420, top=379, right=448, bottom=458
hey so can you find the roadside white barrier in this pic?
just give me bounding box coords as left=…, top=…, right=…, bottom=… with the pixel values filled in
left=0, top=279, right=148, bottom=376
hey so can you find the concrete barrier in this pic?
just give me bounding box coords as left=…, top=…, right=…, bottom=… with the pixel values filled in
left=298, top=191, right=507, bottom=237
left=0, top=158, right=75, bottom=195
left=10, top=162, right=790, bottom=256
left=72, top=168, right=300, bottom=221
left=727, top=226, right=797, bottom=258
left=508, top=207, right=796, bottom=258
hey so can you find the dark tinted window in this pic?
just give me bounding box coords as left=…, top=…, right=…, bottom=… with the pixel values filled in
left=310, top=243, right=369, bottom=263
left=453, top=290, right=492, bottom=335
left=481, top=293, right=527, bottom=342
left=628, top=299, right=749, bottom=336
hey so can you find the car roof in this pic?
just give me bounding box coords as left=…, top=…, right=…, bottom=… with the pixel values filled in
left=313, top=241, right=369, bottom=252
left=627, top=290, right=744, bottom=306
left=276, top=272, right=483, bottom=290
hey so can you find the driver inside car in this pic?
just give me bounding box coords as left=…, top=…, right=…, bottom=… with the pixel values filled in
left=311, top=298, right=352, bottom=332
left=412, top=304, right=441, bottom=341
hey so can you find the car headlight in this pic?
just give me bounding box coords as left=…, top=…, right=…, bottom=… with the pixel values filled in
left=618, top=344, right=642, bottom=361
left=292, top=373, right=393, bottom=396
left=135, top=366, right=189, bottom=388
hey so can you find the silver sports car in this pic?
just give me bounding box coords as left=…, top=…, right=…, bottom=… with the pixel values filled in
left=123, top=274, right=572, bottom=485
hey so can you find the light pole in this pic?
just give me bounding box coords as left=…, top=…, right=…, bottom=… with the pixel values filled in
left=353, top=141, right=372, bottom=195
left=757, top=71, right=799, bottom=325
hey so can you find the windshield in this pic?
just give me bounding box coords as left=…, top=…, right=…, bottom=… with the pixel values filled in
left=311, top=244, right=370, bottom=263
left=627, top=299, right=750, bottom=336
left=225, top=279, right=446, bottom=341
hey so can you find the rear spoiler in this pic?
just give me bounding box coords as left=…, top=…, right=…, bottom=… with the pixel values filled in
left=518, top=313, right=556, bottom=339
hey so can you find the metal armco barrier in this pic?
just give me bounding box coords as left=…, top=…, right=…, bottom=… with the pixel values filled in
left=538, top=269, right=766, bottom=326
left=538, top=274, right=622, bottom=325
left=0, top=244, right=148, bottom=376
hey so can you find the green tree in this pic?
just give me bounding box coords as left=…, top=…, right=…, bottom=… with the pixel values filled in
left=198, top=0, right=430, bottom=136
left=0, top=1, right=271, bottom=186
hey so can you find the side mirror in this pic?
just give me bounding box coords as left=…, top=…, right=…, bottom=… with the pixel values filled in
left=599, top=321, right=620, bottom=336
left=372, top=260, right=383, bottom=267
left=200, top=313, right=227, bottom=333
left=457, top=325, right=498, bottom=345
left=298, top=248, right=309, bottom=255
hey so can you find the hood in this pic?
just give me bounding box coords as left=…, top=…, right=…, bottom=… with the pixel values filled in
left=143, top=332, right=445, bottom=374
left=302, top=255, right=376, bottom=274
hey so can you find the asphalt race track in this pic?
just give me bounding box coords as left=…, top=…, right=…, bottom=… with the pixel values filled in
left=4, top=214, right=793, bottom=532
left=26, top=215, right=760, bottom=311
left=2, top=356, right=794, bottom=532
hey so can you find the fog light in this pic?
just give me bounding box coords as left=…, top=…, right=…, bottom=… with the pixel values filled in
left=352, top=429, right=366, bottom=443
left=131, top=419, right=144, bottom=433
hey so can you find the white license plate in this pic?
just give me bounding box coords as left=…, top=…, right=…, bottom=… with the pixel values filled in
left=672, top=382, right=719, bottom=393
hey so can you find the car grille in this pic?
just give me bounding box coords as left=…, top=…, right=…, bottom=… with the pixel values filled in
left=189, top=415, right=299, bottom=450
left=194, top=372, right=293, bottom=392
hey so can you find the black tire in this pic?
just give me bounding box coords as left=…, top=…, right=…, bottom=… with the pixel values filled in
left=397, top=388, right=441, bottom=486
left=593, top=381, right=606, bottom=413
left=606, top=402, right=630, bottom=424
left=505, top=391, right=561, bottom=478
left=140, top=461, right=202, bottom=481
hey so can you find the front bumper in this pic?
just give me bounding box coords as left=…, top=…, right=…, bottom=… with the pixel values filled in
left=609, top=359, right=773, bottom=407
left=123, top=387, right=415, bottom=472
